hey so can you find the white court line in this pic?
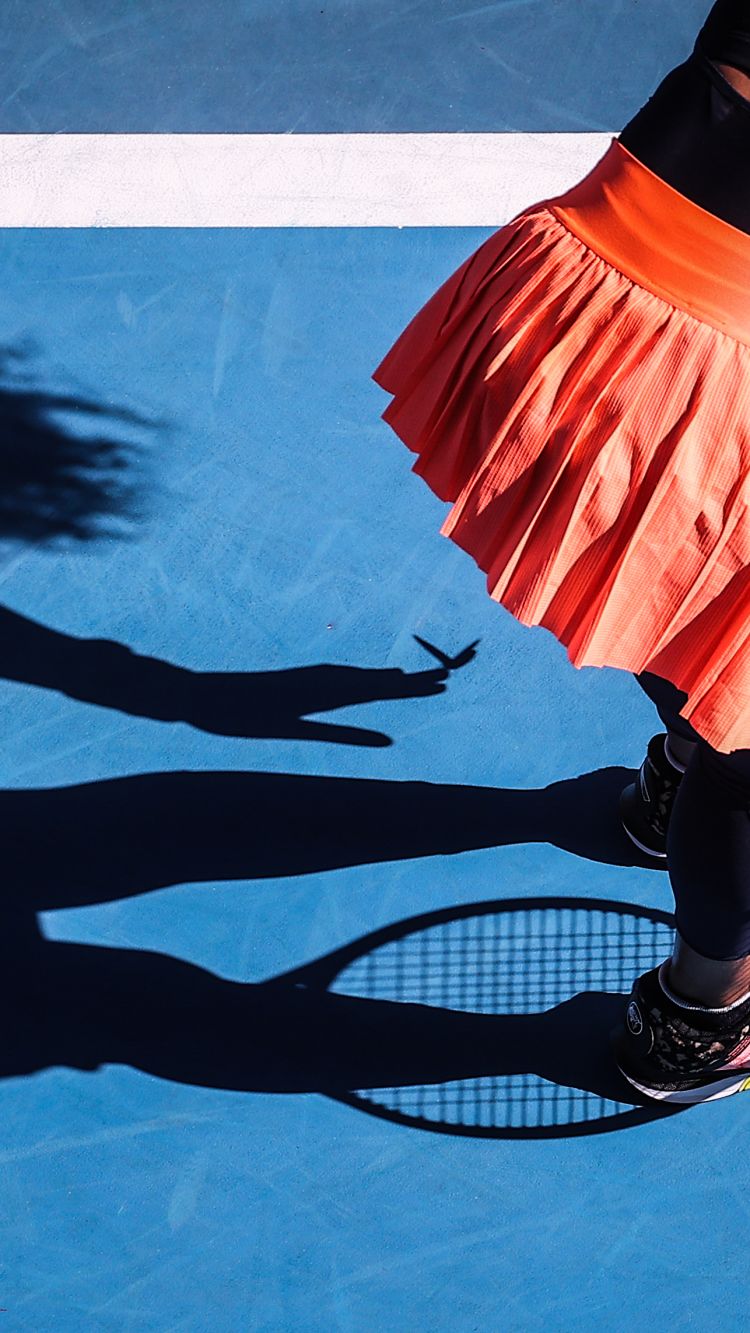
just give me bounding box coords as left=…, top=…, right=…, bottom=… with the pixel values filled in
left=0, top=133, right=612, bottom=227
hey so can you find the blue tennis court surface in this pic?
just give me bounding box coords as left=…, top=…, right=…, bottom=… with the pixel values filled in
left=1, top=0, right=698, bottom=133
left=1, top=3, right=747, bottom=1329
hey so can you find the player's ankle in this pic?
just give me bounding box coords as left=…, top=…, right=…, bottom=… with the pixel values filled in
left=668, top=935, right=750, bottom=1010
left=664, top=730, right=696, bottom=773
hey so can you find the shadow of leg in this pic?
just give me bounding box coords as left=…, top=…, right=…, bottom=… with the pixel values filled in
left=5, top=765, right=651, bottom=912
left=1, top=934, right=679, bottom=1139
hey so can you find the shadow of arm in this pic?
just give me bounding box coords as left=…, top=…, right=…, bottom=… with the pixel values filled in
left=0, top=607, right=446, bottom=745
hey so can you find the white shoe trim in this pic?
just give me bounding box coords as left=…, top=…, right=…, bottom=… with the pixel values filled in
left=664, top=734, right=692, bottom=775
left=620, top=817, right=667, bottom=860
left=619, top=1065, right=750, bottom=1105
left=658, top=962, right=750, bottom=1015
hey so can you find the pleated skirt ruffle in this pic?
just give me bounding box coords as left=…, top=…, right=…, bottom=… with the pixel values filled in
left=374, top=143, right=750, bottom=754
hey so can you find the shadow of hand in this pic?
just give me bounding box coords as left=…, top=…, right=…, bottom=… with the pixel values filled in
left=0, top=606, right=449, bottom=748
left=185, top=664, right=448, bottom=745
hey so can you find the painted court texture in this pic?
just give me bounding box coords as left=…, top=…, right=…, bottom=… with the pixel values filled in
left=0, top=3, right=744, bottom=1330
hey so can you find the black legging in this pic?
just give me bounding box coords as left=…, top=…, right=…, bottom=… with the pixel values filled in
left=637, top=672, right=750, bottom=960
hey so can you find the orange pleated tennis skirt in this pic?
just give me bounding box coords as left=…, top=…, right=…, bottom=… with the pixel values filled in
left=373, top=138, right=750, bottom=754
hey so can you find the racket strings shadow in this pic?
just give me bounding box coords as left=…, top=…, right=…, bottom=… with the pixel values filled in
left=281, top=896, right=683, bottom=1138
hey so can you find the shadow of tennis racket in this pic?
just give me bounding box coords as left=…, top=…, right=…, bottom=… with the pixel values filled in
left=272, top=897, right=684, bottom=1139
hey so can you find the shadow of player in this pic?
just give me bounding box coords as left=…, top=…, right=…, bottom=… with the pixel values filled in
left=0, top=348, right=672, bottom=1136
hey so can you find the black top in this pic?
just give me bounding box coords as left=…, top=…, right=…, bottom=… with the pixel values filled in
left=619, top=1, right=750, bottom=233
left=699, top=0, right=750, bottom=74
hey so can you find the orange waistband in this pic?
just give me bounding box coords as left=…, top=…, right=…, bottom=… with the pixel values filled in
left=550, top=139, right=750, bottom=346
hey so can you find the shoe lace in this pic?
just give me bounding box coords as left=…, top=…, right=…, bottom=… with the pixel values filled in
left=647, top=760, right=680, bottom=837
left=655, top=777, right=679, bottom=833
left=651, top=1005, right=750, bottom=1073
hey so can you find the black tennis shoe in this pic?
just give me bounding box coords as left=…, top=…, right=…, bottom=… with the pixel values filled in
left=613, top=964, right=750, bottom=1104
left=619, top=733, right=683, bottom=860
